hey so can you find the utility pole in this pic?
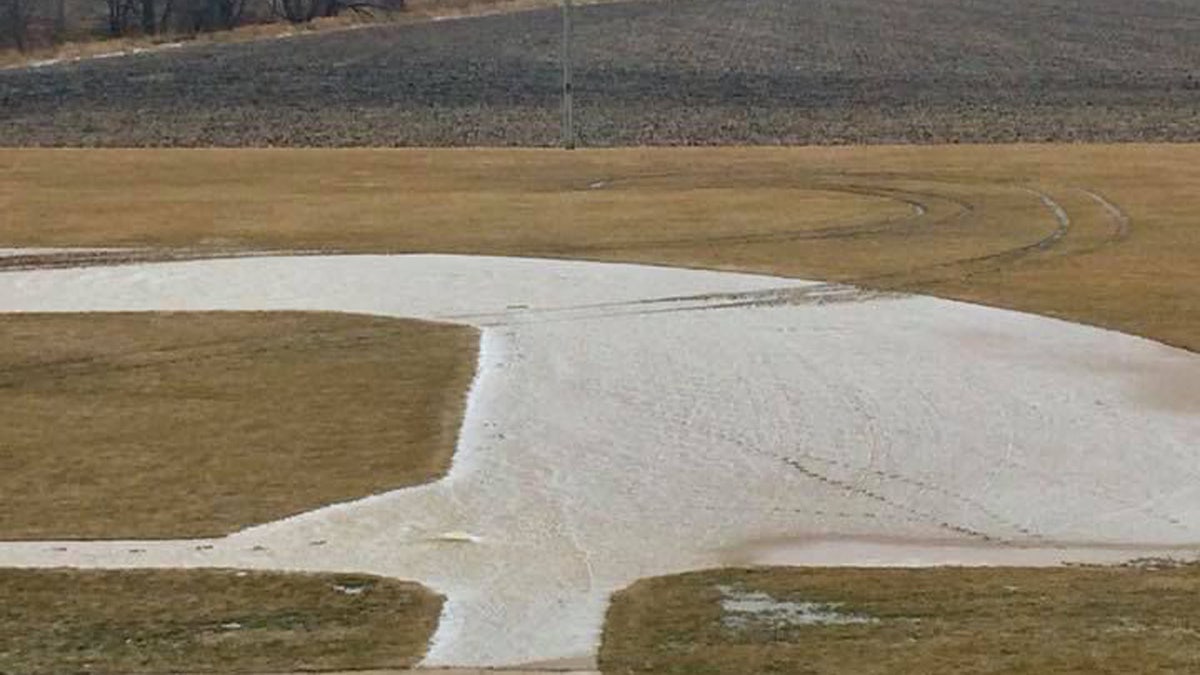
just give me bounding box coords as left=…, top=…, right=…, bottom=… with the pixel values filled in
left=561, top=0, right=575, bottom=149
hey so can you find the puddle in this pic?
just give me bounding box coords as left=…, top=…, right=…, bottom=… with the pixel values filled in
left=717, top=584, right=875, bottom=630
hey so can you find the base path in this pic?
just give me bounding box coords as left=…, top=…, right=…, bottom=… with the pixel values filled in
left=0, top=254, right=1197, bottom=668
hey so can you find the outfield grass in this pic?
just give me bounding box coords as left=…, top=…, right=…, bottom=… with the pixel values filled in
left=0, top=312, right=477, bottom=539
left=2, top=145, right=1198, bottom=351
left=601, top=564, right=1200, bottom=675
left=0, top=568, right=441, bottom=673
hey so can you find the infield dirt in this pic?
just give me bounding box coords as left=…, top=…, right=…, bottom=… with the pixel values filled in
left=1, top=254, right=1196, bottom=666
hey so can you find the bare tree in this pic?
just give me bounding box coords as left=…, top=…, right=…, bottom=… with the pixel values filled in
left=210, top=0, right=247, bottom=30
left=105, top=0, right=135, bottom=35
left=105, top=0, right=166, bottom=35
left=140, top=0, right=155, bottom=34
left=158, top=0, right=174, bottom=31
left=272, top=0, right=401, bottom=24
left=179, top=0, right=245, bottom=32
left=1, top=0, right=37, bottom=50
left=272, top=0, right=332, bottom=23
left=52, top=0, right=64, bottom=39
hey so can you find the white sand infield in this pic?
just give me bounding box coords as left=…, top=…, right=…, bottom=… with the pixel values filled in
left=0, top=254, right=1197, bottom=667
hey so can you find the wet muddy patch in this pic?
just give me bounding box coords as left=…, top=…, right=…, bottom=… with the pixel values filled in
left=716, top=584, right=876, bottom=630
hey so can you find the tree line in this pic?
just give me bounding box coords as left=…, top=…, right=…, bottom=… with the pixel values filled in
left=2, top=0, right=401, bottom=51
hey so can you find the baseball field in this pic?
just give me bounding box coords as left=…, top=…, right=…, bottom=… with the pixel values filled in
left=1, top=0, right=1198, bottom=673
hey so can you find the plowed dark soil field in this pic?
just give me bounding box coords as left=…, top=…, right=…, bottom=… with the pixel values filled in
left=1, top=0, right=1198, bottom=146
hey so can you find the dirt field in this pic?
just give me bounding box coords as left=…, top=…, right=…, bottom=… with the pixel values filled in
left=0, top=311, right=477, bottom=538
left=601, top=565, right=1200, bottom=674
left=1, top=0, right=1197, bottom=146
left=0, top=568, right=441, bottom=673
left=2, top=145, right=1198, bottom=351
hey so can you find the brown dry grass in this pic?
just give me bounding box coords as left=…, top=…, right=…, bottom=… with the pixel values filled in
left=0, top=568, right=441, bottom=673
left=1, top=145, right=1198, bottom=351
left=0, top=149, right=904, bottom=254
left=0, top=312, right=477, bottom=539
left=601, top=565, right=1200, bottom=675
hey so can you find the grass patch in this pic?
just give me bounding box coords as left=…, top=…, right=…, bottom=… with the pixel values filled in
left=2, top=145, right=1198, bottom=351
left=0, top=311, right=477, bottom=539
left=0, top=568, right=441, bottom=673
left=601, top=565, right=1200, bottom=675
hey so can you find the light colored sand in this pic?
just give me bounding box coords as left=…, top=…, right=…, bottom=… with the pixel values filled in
left=0, top=254, right=1197, bottom=668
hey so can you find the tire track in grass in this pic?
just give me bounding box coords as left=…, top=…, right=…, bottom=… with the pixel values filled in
left=566, top=172, right=1114, bottom=297
left=863, top=184, right=1139, bottom=292
left=856, top=184, right=1073, bottom=288
left=1078, top=186, right=1132, bottom=243
left=564, top=173, right=971, bottom=253
left=0, top=175, right=1086, bottom=291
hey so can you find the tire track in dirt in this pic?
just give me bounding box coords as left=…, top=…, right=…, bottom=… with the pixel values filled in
left=697, top=407, right=1021, bottom=543
left=783, top=450, right=1038, bottom=541
left=697, top=394, right=1038, bottom=543
left=770, top=453, right=994, bottom=542
left=443, top=283, right=904, bottom=327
